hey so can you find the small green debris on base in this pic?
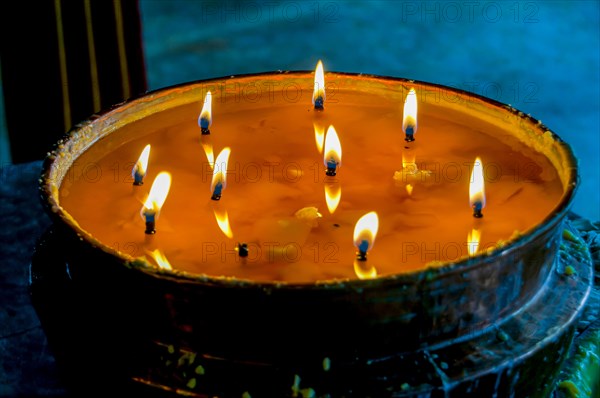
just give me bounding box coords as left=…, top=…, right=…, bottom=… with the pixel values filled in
left=195, top=365, right=205, bottom=375
left=291, top=374, right=301, bottom=397
left=300, top=388, right=316, bottom=398
left=186, top=378, right=196, bottom=389
left=400, top=383, right=410, bottom=391
left=564, top=265, right=576, bottom=276
left=242, top=392, right=252, bottom=398
left=322, top=357, right=331, bottom=371
left=557, top=380, right=580, bottom=397
left=555, top=328, right=600, bottom=398
left=563, top=229, right=579, bottom=244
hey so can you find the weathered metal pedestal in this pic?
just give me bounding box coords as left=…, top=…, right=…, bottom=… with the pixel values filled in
left=30, top=220, right=592, bottom=397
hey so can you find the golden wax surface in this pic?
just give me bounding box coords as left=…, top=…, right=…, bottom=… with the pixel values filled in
left=59, top=75, right=563, bottom=283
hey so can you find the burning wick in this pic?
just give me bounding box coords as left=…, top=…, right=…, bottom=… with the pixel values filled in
left=326, top=161, right=337, bottom=176
left=473, top=203, right=483, bottom=218
left=198, top=91, right=212, bottom=135
left=353, top=211, right=379, bottom=262
left=237, top=243, right=249, bottom=257
left=211, top=182, right=223, bottom=200
left=404, top=125, right=415, bottom=142
left=313, top=60, right=325, bottom=110
left=132, top=144, right=151, bottom=186
left=141, top=172, right=172, bottom=234
left=323, top=125, right=341, bottom=176
left=145, top=214, right=156, bottom=234
left=469, top=157, right=486, bottom=218
left=356, top=240, right=369, bottom=261
left=211, top=147, right=231, bottom=201
left=403, top=88, right=418, bottom=142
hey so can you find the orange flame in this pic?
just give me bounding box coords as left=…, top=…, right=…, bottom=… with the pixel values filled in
left=132, top=144, right=151, bottom=179
left=211, top=147, right=231, bottom=194
left=198, top=91, right=212, bottom=128
left=323, top=125, right=342, bottom=169
left=353, top=211, right=379, bottom=254
left=402, top=88, right=418, bottom=135
left=142, top=172, right=172, bottom=217
left=353, top=212, right=379, bottom=278
left=469, top=157, right=486, bottom=210
left=312, top=60, right=325, bottom=107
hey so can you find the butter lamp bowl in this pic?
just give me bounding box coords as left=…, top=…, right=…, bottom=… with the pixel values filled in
left=32, top=72, right=590, bottom=397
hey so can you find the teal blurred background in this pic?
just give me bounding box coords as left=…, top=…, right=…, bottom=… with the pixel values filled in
left=139, top=0, right=599, bottom=220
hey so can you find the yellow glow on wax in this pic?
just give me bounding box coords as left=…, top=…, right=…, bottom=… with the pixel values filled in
left=468, top=228, right=481, bottom=256
left=214, top=208, right=233, bottom=239
left=149, top=249, right=172, bottom=270
left=324, top=184, right=341, bottom=214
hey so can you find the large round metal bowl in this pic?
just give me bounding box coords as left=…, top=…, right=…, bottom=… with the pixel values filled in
left=32, top=72, right=589, bottom=397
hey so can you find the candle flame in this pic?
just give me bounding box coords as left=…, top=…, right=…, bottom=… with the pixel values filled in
left=406, top=184, right=414, bottom=196
left=469, top=157, right=486, bottom=209
left=132, top=144, right=151, bottom=178
left=353, top=211, right=379, bottom=253
left=149, top=249, right=172, bottom=270
left=323, top=125, right=342, bottom=169
left=467, top=228, right=481, bottom=256
left=142, top=172, right=172, bottom=215
left=353, top=259, right=378, bottom=280
left=313, top=122, right=325, bottom=153
left=198, top=91, right=212, bottom=128
left=312, top=60, right=325, bottom=107
left=402, top=88, right=418, bottom=135
left=324, top=184, right=341, bottom=214
left=214, top=208, right=233, bottom=238
left=211, top=147, right=231, bottom=194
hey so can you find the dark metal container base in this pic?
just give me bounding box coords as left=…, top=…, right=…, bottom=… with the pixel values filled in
left=30, top=223, right=592, bottom=397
